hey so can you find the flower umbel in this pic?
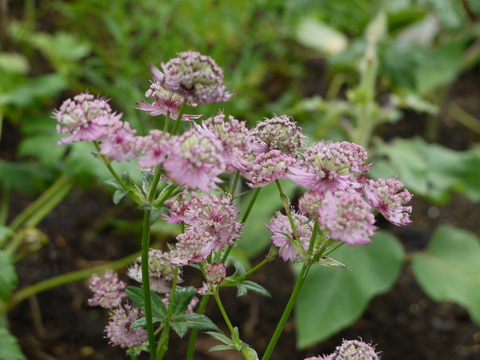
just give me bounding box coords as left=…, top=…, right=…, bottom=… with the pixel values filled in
left=105, top=304, right=148, bottom=348
left=87, top=270, right=126, bottom=309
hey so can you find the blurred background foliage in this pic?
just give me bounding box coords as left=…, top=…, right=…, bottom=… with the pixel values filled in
left=2, top=0, right=480, bottom=357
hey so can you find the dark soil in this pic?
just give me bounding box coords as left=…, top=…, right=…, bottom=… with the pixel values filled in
left=5, top=66, right=480, bottom=360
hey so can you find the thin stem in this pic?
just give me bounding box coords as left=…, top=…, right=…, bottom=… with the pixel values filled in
left=214, top=293, right=242, bottom=346
left=141, top=210, right=156, bottom=360
left=232, top=257, right=270, bottom=282
left=164, top=111, right=171, bottom=133
left=171, top=99, right=188, bottom=135
left=261, top=263, right=311, bottom=360
left=4, top=251, right=140, bottom=312
left=9, top=175, right=72, bottom=231
left=0, top=187, right=10, bottom=227
left=275, top=180, right=300, bottom=244
left=186, top=294, right=211, bottom=360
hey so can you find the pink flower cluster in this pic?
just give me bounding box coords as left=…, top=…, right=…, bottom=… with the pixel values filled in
left=305, top=338, right=380, bottom=360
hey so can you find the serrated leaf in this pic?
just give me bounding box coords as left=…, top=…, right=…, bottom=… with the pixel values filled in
left=294, top=231, right=404, bottom=348
left=151, top=292, right=168, bottom=320
left=239, top=281, right=271, bottom=297
left=0, top=327, right=26, bottom=360
left=209, top=345, right=233, bottom=352
left=126, top=287, right=145, bottom=309
left=126, top=286, right=168, bottom=320
left=102, top=178, right=124, bottom=190
left=141, top=171, right=154, bottom=195
left=206, top=331, right=234, bottom=346
left=113, top=189, right=128, bottom=204
left=180, top=314, right=219, bottom=331
left=413, top=226, right=480, bottom=325
left=0, top=250, right=17, bottom=301
left=130, top=317, right=147, bottom=330
left=171, top=319, right=189, bottom=338
left=171, top=286, right=197, bottom=316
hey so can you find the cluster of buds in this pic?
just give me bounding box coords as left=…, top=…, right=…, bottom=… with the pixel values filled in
left=305, top=338, right=380, bottom=360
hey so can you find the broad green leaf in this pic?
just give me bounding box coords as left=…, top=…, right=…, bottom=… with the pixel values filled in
left=238, top=281, right=271, bottom=297
left=113, top=189, right=128, bottom=205
left=294, top=231, right=404, bottom=348
left=0, top=160, right=53, bottom=195
left=372, top=137, right=480, bottom=203
left=0, top=327, right=26, bottom=360
left=0, top=250, right=17, bottom=301
left=413, top=226, right=480, bottom=325
left=126, top=287, right=145, bottom=309
left=237, top=180, right=295, bottom=258
left=172, top=314, right=219, bottom=337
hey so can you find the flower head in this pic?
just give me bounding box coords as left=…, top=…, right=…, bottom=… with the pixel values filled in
left=332, top=339, right=380, bottom=359
left=205, top=263, right=227, bottom=285
left=163, top=127, right=226, bottom=192
left=298, top=191, right=324, bottom=218
left=127, top=249, right=179, bottom=293
left=99, top=120, right=137, bottom=162
left=288, top=141, right=369, bottom=194
left=136, top=82, right=200, bottom=120
left=250, top=114, right=306, bottom=155
left=105, top=304, right=147, bottom=348
left=266, top=211, right=313, bottom=262
left=135, top=130, right=172, bottom=170
left=198, top=113, right=252, bottom=173
left=363, top=178, right=412, bottom=226
left=54, top=92, right=122, bottom=144
left=168, top=228, right=215, bottom=266
left=151, top=51, right=234, bottom=104
left=247, top=150, right=297, bottom=188
left=318, top=191, right=376, bottom=246
left=87, top=270, right=126, bottom=308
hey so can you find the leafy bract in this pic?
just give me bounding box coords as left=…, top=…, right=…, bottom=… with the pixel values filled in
left=413, top=226, right=480, bottom=325
left=294, top=231, right=403, bottom=348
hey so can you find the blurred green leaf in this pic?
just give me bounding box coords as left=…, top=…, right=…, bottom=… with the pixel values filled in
left=0, top=160, right=53, bottom=195
left=372, top=137, right=480, bottom=203
left=413, top=226, right=480, bottom=325
left=0, top=327, right=25, bottom=360
left=295, top=17, right=348, bottom=55
left=294, top=231, right=404, bottom=348
left=0, top=250, right=17, bottom=301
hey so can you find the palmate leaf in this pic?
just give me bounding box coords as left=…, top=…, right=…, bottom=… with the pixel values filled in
left=294, top=231, right=403, bottom=348
left=171, top=314, right=219, bottom=338
left=125, top=286, right=168, bottom=320
left=413, top=226, right=480, bottom=325
left=171, top=286, right=197, bottom=317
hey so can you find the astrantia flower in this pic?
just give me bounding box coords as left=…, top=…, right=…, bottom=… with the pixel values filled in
left=318, top=191, right=376, bottom=246
left=298, top=191, right=324, bottom=218
left=105, top=304, right=147, bottom=348
left=168, top=228, right=215, bottom=266
left=250, top=114, right=306, bottom=155
left=135, top=130, right=172, bottom=170
left=151, top=51, right=234, bottom=104
left=54, top=92, right=122, bottom=145
left=163, top=127, right=226, bottom=192
left=135, top=82, right=201, bottom=120
left=304, top=355, right=334, bottom=360
left=288, top=141, right=369, bottom=194
left=204, top=263, right=227, bottom=285
left=88, top=270, right=126, bottom=308
left=198, top=113, right=252, bottom=173
left=127, top=249, right=179, bottom=293
left=363, top=178, right=412, bottom=226
left=99, top=120, right=137, bottom=162
left=266, top=211, right=313, bottom=262
left=181, top=192, right=242, bottom=249
left=332, top=339, right=380, bottom=359
left=247, top=150, right=297, bottom=188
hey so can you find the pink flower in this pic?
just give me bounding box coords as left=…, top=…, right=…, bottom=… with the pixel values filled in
left=87, top=270, right=126, bottom=309
left=99, top=120, right=137, bottom=162
left=197, top=113, right=252, bottom=173
left=135, top=82, right=201, bottom=120
left=127, top=250, right=179, bottom=293
left=288, top=141, right=369, bottom=194
left=163, top=127, right=226, bottom=192
left=54, top=92, right=121, bottom=145
left=205, top=263, right=227, bottom=285
left=266, top=211, right=313, bottom=262
left=247, top=150, right=297, bottom=188
left=249, top=114, right=306, bottom=155
left=151, top=51, right=234, bottom=104
left=363, top=178, right=412, bottom=226
left=318, top=191, right=376, bottom=246
left=105, top=304, right=147, bottom=348
left=168, top=228, right=215, bottom=266
left=135, top=130, right=172, bottom=170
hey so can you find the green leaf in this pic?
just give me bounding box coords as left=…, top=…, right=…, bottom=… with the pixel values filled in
left=0, top=250, right=17, bottom=301
left=172, top=314, right=219, bottom=337
left=239, top=281, right=271, bottom=297
left=113, top=189, right=128, bottom=204
left=126, top=287, right=145, bottom=309
left=0, top=327, right=26, bottom=360
left=0, top=160, right=53, bottom=195
left=130, top=317, right=147, bottom=330
left=413, top=226, right=480, bottom=325
left=209, top=345, right=233, bottom=352
left=206, top=331, right=234, bottom=346
left=151, top=292, right=168, bottom=320
left=294, top=231, right=404, bottom=348
left=171, top=318, right=189, bottom=338
left=171, top=286, right=197, bottom=316
left=103, top=178, right=124, bottom=191
left=141, top=171, right=154, bottom=196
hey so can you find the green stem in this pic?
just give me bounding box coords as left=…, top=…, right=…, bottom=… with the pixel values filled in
left=171, top=99, right=188, bottom=135
left=232, top=257, right=270, bottom=281
left=0, top=187, right=9, bottom=227
left=9, top=175, right=73, bottom=231
left=164, top=111, right=171, bottom=133
left=261, top=263, right=311, bottom=360
left=4, top=251, right=139, bottom=312
left=141, top=210, right=157, bottom=360
left=214, top=293, right=242, bottom=346
left=186, top=294, right=211, bottom=360
left=275, top=180, right=300, bottom=245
